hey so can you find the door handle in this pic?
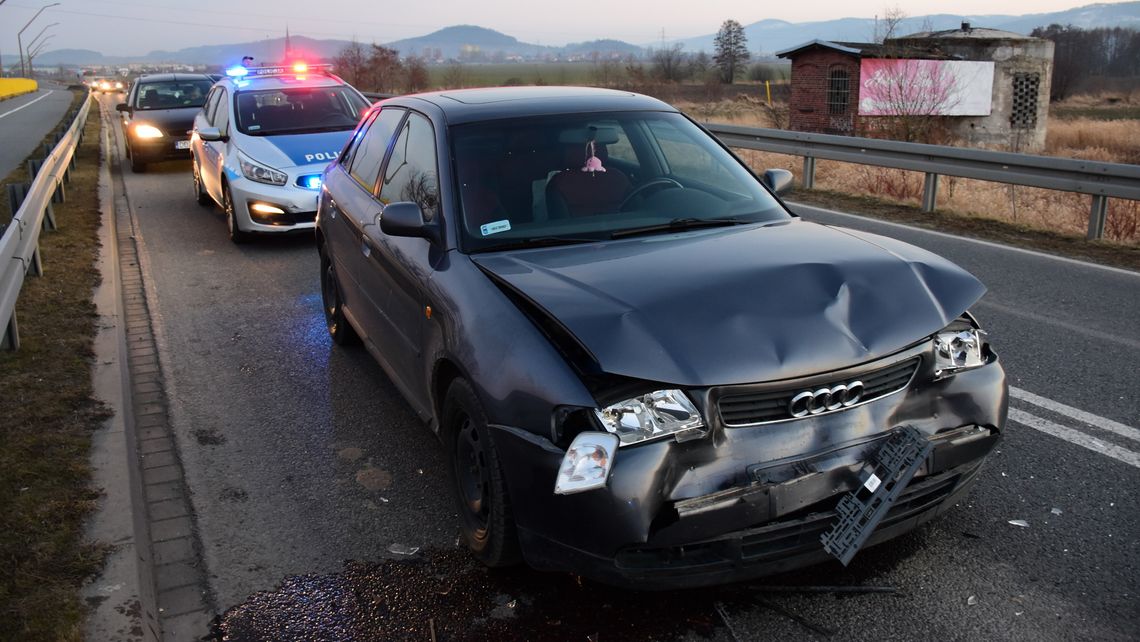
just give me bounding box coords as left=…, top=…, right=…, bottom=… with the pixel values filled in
left=361, top=238, right=370, bottom=258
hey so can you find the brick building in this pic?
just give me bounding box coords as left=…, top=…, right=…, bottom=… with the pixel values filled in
left=777, top=25, right=1054, bottom=150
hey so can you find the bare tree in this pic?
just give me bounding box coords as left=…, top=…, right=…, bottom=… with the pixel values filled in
left=332, top=40, right=370, bottom=88
left=651, top=43, right=687, bottom=82
left=441, top=62, right=470, bottom=89
left=713, top=20, right=749, bottom=84
left=368, top=45, right=404, bottom=93
left=873, top=6, right=908, bottom=43
left=589, top=52, right=623, bottom=87
left=859, top=59, right=962, bottom=142
left=403, top=56, right=429, bottom=93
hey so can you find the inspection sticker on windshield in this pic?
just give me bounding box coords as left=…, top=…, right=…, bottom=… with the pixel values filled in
left=480, top=220, right=511, bottom=236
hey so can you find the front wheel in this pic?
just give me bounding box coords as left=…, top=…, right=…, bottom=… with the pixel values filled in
left=223, top=183, right=251, bottom=244
left=192, top=159, right=212, bottom=207
left=128, top=144, right=146, bottom=173
left=444, top=378, right=521, bottom=567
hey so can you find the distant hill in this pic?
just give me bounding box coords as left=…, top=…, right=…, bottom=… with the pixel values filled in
left=669, top=2, right=1140, bottom=54
left=14, top=2, right=1139, bottom=67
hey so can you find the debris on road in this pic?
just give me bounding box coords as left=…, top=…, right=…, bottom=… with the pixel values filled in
left=968, top=595, right=978, bottom=606
left=387, top=543, right=420, bottom=556
left=1051, top=507, right=1063, bottom=515
left=1008, top=519, right=1030, bottom=528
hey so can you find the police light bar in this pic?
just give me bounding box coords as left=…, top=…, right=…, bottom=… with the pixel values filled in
left=227, top=64, right=332, bottom=78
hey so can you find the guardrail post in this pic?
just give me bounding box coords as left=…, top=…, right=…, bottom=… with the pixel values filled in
left=2, top=312, right=18, bottom=351
left=922, top=173, right=940, bottom=212
left=29, top=243, right=44, bottom=276
left=802, top=156, right=817, bottom=190
left=1087, top=195, right=1108, bottom=240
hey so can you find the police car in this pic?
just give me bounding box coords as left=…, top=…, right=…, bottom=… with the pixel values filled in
left=190, top=63, right=371, bottom=243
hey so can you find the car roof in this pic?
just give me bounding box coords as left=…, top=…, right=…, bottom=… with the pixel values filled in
left=134, top=73, right=215, bottom=83
left=385, top=86, right=677, bottom=125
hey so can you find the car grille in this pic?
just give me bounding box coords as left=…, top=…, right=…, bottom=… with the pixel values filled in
left=164, top=126, right=190, bottom=137
left=717, top=356, right=921, bottom=426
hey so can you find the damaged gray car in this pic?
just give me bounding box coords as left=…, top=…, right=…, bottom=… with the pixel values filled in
left=315, top=86, right=1007, bottom=588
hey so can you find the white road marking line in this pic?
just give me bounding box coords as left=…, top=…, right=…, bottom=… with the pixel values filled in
left=790, top=201, right=1140, bottom=279
left=1009, top=408, right=1140, bottom=469
left=1011, top=386, right=1140, bottom=444
left=0, top=90, right=54, bottom=120
left=977, top=299, right=1140, bottom=351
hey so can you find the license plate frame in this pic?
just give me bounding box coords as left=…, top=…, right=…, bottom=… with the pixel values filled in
left=175, top=140, right=191, bottom=150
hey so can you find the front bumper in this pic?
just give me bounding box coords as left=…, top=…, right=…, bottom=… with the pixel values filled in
left=129, top=136, right=192, bottom=163
left=490, top=352, right=1007, bottom=589
left=228, top=174, right=322, bottom=233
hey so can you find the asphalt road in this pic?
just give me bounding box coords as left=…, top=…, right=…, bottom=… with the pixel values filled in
left=97, top=94, right=1139, bottom=641
left=0, top=84, right=78, bottom=179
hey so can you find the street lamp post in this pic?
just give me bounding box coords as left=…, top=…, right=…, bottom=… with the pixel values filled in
left=24, top=21, right=59, bottom=73
left=28, top=35, right=55, bottom=71
left=17, top=2, right=61, bottom=78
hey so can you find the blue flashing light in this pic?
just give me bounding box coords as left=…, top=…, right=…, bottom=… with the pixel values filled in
left=225, top=65, right=249, bottom=77
left=299, top=175, right=322, bottom=190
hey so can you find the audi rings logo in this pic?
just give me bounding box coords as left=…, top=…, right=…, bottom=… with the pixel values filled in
left=788, top=381, right=865, bottom=418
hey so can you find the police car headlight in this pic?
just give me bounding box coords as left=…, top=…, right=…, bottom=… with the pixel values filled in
left=238, top=152, right=287, bottom=186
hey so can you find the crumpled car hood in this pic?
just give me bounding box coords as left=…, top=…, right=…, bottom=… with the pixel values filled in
left=472, top=219, right=986, bottom=386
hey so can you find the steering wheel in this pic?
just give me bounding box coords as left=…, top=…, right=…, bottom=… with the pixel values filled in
left=619, top=178, right=684, bottom=211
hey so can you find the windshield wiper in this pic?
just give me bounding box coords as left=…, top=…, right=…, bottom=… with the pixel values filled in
left=476, top=236, right=602, bottom=252
left=611, top=217, right=743, bottom=239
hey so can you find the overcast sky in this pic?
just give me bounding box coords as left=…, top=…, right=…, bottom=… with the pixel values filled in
left=1, top=0, right=1133, bottom=57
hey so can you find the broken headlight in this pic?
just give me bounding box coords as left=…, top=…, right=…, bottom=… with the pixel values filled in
left=933, top=316, right=986, bottom=379
left=594, top=389, right=706, bottom=446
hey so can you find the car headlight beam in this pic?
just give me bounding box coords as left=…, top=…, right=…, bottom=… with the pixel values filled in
left=594, top=389, right=706, bottom=446
left=239, top=152, right=288, bottom=186
left=133, top=124, right=164, bottom=139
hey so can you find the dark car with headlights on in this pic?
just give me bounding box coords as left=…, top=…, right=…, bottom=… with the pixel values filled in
left=117, top=73, right=215, bottom=172
left=315, top=87, right=1007, bottom=588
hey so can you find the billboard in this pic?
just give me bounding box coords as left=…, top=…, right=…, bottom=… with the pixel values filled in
left=858, top=60, right=995, bottom=116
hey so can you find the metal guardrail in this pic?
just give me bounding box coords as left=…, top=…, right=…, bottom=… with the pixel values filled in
left=1, top=94, right=92, bottom=350
left=704, top=124, right=1140, bottom=240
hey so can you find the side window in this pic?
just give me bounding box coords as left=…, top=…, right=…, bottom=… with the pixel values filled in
left=379, top=113, right=439, bottom=220
left=213, top=89, right=230, bottom=134
left=203, top=88, right=221, bottom=125
left=349, top=108, right=405, bottom=193
left=339, top=111, right=378, bottom=170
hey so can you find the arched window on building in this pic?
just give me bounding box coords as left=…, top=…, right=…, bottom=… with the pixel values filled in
left=827, top=67, right=850, bottom=115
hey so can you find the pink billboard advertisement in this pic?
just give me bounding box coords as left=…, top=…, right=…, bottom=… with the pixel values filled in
left=858, top=59, right=994, bottom=116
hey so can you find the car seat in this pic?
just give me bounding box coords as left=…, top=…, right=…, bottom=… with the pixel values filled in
left=545, top=127, right=631, bottom=218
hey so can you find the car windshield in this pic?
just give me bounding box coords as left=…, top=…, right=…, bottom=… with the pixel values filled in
left=134, top=80, right=213, bottom=110
left=451, top=111, right=791, bottom=253
left=234, top=86, right=369, bottom=136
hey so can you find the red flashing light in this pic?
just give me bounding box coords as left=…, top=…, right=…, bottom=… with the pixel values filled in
left=292, top=62, right=308, bottom=73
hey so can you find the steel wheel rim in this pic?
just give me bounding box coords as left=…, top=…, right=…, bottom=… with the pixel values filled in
left=224, top=189, right=235, bottom=235
left=454, top=415, right=490, bottom=536
left=321, top=259, right=340, bottom=334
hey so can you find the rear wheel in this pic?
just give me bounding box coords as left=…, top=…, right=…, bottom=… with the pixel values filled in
left=192, top=158, right=212, bottom=207
left=444, top=378, right=521, bottom=567
left=223, top=183, right=251, bottom=244
left=319, top=248, right=358, bottom=345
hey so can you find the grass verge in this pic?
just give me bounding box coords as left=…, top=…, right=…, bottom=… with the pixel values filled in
left=788, top=188, right=1140, bottom=272
left=0, top=96, right=110, bottom=641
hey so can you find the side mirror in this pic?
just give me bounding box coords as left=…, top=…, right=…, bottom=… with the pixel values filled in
left=379, top=202, right=435, bottom=240
left=197, top=126, right=225, bottom=142
left=762, top=169, right=794, bottom=197
left=115, top=103, right=131, bottom=113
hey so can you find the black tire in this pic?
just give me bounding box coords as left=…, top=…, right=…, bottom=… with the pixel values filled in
left=222, top=183, right=251, bottom=244
left=319, top=248, right=359, bottom=345
left=192, top=159, right=212, bottom=207
left=128, top=145, right=146, bottom=173
left=443, top=378, right=521, bottom=567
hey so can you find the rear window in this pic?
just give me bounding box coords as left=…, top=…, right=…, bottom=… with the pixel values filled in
left=134, top=80, right=214, bottom=110
left=234, top=86, right=369, bottom=136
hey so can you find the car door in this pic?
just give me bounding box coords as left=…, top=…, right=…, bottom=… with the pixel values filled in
left=325, top=107, right=405, bottom=330
left=193, top=87, right=222, bottom=198
left=200, top=87, right=229, bottom=202
left=359, top=111, right=440, bottom=413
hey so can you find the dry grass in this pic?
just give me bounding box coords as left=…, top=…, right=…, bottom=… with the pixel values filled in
left=1046, top=118, right=1140, bottom=164
left=0, top=98, right=109, bottom=641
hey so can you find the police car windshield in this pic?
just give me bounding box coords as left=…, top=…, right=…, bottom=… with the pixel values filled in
left=235, top=87, right=368, bottom=136
left=134, top=80, right=213, bottom=110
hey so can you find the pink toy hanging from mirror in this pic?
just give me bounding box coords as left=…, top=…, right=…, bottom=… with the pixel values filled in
left=582, top=139, right=606, bottom=173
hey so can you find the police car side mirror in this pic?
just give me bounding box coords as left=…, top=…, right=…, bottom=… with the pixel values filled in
left=379, top=202, right=438, bottom=242
left=197, top=127, right=226, bottom=142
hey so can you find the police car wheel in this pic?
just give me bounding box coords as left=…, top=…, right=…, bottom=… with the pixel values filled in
left=223, top=184, right=251, bottom=244
left=192, top=160, right=211, bottom=207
